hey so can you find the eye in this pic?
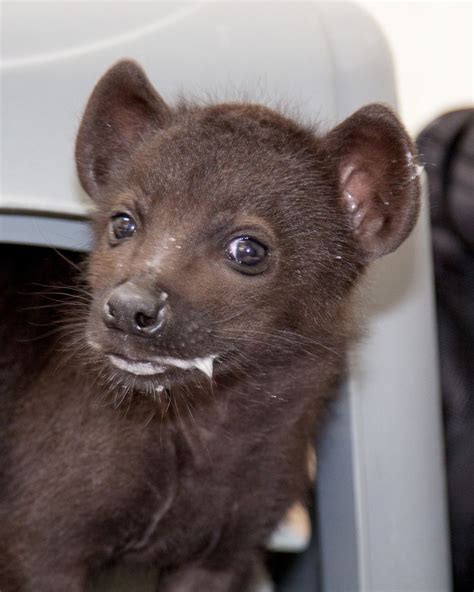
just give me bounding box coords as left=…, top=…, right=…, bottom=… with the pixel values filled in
left=109, top=213, right=137, bottom=242
left=226, top=236, right=268, bottom=273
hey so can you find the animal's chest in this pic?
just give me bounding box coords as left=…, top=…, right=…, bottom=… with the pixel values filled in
left=112, top=420, right=290, bottom=567
left=14, top=372, right=302, bottom=567
left=115, top=435, right=246, bottom=566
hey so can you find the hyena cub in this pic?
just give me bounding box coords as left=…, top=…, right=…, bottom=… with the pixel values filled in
left=0, top=60, right=420, bottom=591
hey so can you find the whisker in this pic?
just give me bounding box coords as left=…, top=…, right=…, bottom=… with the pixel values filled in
left=209, top=309, right=248, bottom=326
left=21, top=303, right=89, bottom=314
left=215, top=327, right=342, bottom=358
left=48, top=247, right=84, bottom=274
left=21, top=290, right=91, bottom=302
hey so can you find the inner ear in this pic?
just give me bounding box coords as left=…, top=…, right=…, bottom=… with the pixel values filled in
left=341, top=163, right=390, bottom=247
left=75, top=60, right=171, bottom=200
left=326, top=104, right=421, bottom=262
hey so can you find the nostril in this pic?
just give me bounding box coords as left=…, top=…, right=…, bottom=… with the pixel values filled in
left=133, top=303, right=167, bottom=335
left=102, top=300, right=119, bottom=330
left=104, top=301, right=116, bottom=319
left=135, top=311, right=157, bottom=330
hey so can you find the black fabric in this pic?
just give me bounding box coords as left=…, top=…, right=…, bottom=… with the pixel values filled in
left=417, top=109, right=474, bottom=591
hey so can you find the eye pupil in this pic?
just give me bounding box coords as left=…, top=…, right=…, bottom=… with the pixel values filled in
left=110, top=214, right=136, bottom=241
left=237, top=241, right=258, bottom=262
left=228, top=237, right=267, bottom=268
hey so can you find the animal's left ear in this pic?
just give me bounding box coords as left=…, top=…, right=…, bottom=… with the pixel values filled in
left=324, top=104, right=421, bottom=262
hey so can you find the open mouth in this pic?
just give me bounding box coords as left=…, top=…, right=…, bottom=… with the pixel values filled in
left=108, top=353, right=216, bottom=379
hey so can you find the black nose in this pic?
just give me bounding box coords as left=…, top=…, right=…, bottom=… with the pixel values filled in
left=103, top=282, right=168, bottom=336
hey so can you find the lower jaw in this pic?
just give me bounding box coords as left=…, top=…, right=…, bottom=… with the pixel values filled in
left=105, top=363, right=204, bottom=393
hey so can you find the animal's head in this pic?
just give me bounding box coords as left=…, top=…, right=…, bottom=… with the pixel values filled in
left=75, top=60, right=420, bottom=395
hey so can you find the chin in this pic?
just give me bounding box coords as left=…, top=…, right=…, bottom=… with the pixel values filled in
left=85, top=333, right=218, bottom=395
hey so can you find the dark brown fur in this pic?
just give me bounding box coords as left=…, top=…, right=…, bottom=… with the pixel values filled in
left=0, top=60, right=420, bottom=591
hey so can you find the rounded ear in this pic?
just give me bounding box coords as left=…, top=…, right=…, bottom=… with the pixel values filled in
left=75, top=60, right=171, bottom=200
left=325, top=104, right=421, bottom=262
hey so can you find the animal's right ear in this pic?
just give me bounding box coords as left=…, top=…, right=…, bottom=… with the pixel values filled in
left=75, top=60, right=171, bottom=200
left=323, top=104, right=421, bottom=262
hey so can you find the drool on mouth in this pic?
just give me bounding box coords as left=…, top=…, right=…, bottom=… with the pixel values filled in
left=108, top=353, right=216, bottom=379
left=108, top=355, right=166, bottom=376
